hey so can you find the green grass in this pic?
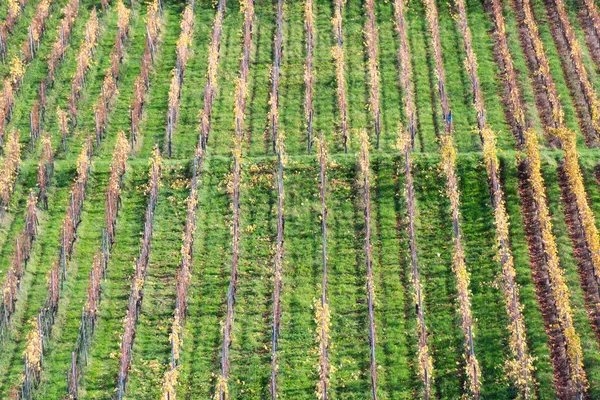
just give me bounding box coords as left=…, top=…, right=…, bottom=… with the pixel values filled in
left=0, top=0, right=600, bottom=398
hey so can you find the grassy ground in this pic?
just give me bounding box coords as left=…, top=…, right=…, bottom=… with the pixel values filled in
left=1, top=0, right=600, bottom=398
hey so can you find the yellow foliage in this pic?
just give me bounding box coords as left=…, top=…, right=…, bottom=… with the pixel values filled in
left=214, top=375, right=229, bottom=400
left=0, top=130, right=21, bottom=209
left=519, top=0, right=564, bottom=127
left=523, top=128, right=587, bottom=390
left=161, top=366, right=179, bottom=400
left=8, top=0, right=20, bottom=19
left=314, top=300, right=331, bottom=400
left=117, top=0, right=131, bottom=34
left=9, top=56, right=25, bottom=86
left=555, top=128, right=600, bottom=287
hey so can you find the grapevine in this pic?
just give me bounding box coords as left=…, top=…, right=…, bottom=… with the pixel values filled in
left=0, top=190, right=38, bottom=340
left=513, top=0, right=600, bottom=366
left=315, top=132, right=331, bottom=400
left=69, top=8, right=100, bottom=124
left=555, top=127, right=600, bottom=315
left=304, top=0, right=315, bottom=154
left=545, top=0, right=600, bottom=145
left=214, top=2, right=252, bottom=399
left=524, top=128, right=588, bottom=396
left=331, top=0, right=348, bottom=152
left=116, top=146, right=162, bottom=400
left=266, top=0, right=283, bottom=154
left=423, top=0, right=481, bottom=395
left=130, top=0, right=162, bottom=147
left=358, top=128, right=378, bottom=399
left=398, top=127, right=434, bottom=399
left=0, top=139, right=50, bottom=340
left=393, top=0, right=416, bottom=149
left=0, top=129, right=21, bottom=213
left=1, top=0, right=28, bottom=45
left=512, top=0, right=564, bottom=130
left=47, top=0, right=80, bottom=86
left=489, top=0, right=527, bottom=144
left=19, top=138, right=92, bottom=399
left=68, top=132, right=129, bottom=399
left=37, top=133, right=53, bottom=209
left=365, top=0, right=381, bottom=148
left=269, top=128, right=286, bottom=399
left=22, top=0, right=52, bottom=62
left=198, top=0, right=226, bottom=150
left=393, top=1, right=434, bottom=395
left=165, top=5, right=194, bottom=157
left=454, top=0, right=535, bottom=395
left=57, top=107, right=69, bottom=152
left=581, top=0, right=600, bottom=67
left=95, top=0, right=133, bottom=143
left=0, top=56, right=26, bottom=146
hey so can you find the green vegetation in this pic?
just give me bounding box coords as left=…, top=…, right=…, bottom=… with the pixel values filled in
left=0, top=0, right=599, bottom=398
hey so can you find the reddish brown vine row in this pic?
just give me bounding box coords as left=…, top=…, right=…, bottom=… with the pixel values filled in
left=116, top=146, right=162, bottom=400
left=454, top=0, right=535, bottom=396
left=19, top=138, right=92, bottom=399
left=314, top=132, right=331, bottom=400
left=364, top=0, right=381, bottom=148
left=0, top=0, right=28, bottom=60
left=525, top=129, right=588, bottom=398
left=393, top=0, right=434, bottom=396
left=165, top=4, right=194, bottom=157
left=331, top=0, right=348, bottom=152
left=0, top=57, right=24, bottom=147
left=198, top=0, right=226, bottom=150
left=304, top=0, right=315, bottom=154
left=214, top=1, right=252, bottom=399
left=67, top=132, right=129, bottom=398
left=423, top=0, right=481, bottom=395
left=130, top=0, right=162, bottom=146
left=266, top=0, right=283, bottom=154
